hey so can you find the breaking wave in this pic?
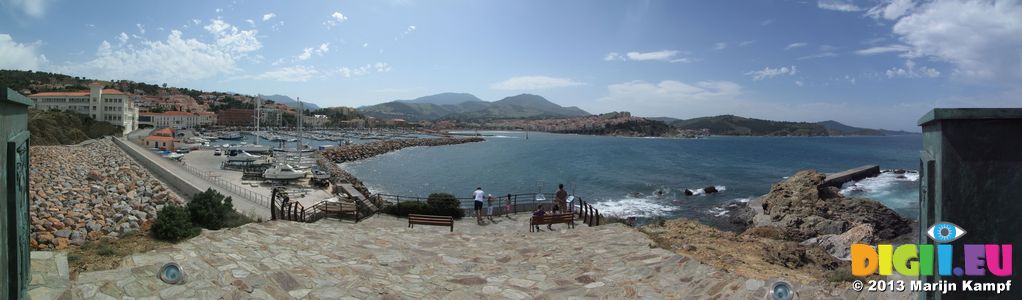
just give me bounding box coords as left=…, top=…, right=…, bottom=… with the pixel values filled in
left=590, top=197, right=679, bottom=218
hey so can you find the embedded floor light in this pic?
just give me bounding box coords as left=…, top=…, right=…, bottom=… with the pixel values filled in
left=770, top=281, right=794, bottom=300
left=158, top=263, right=185, bottom=284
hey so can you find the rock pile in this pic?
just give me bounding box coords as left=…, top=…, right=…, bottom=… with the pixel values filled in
left=29, top=139, right=185, bottom=250
left=321, top=137, right=484, bottom=163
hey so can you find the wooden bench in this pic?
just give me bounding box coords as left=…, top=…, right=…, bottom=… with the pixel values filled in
left=530, top=213, right=575, bottom=232
left=408, top=214, right=454, bottom=232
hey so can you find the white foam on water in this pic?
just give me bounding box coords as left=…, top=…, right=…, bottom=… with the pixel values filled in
left=839, top=171, right=918, bottom=195
left=591, top=197, right=679, bottom=218
left=687, top=185, right=726, bottom=196
left=706, top=197, right=753, bottom=217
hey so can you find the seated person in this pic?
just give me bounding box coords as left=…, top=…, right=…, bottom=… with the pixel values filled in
left=532, top=204, right=552, bottom=231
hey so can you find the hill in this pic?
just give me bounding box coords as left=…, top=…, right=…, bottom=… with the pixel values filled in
left=260, top=94, right=320, bottom=110
left=358, top=93, right=590, bottom=121
left=396, top=92, right=483, bottom=105
left=816, top=120, right=918, bottom=136
left=28, top=109, right=123, bottom=145
left=670, top=115, right=829, bottom=136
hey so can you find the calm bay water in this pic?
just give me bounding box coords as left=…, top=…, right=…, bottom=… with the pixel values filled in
left=341, top=132, right=921, bottom=228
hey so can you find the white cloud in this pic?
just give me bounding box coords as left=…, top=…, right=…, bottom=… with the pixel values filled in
left=785, top=42, right=808, bottom=50
left=0, top=34, right=46, bottom=70
left=713, top=42, right=727, bottom=50
left=337, top=62, right=392, bottom=78
left=596, top=80, right=743, bottom=118
left=117, top=32, right=129, bottom=44
left=818, top=0, right=865, bottom=12
left=606, top=50, right=691, bottom=63
left=739, top=40, right=756, bottom=47
left=136, top=23, right=145, bottom=34
left=6, top=0, right=52, bottom=18
left=890, top=0, right=1022, bottom=81
left=866, top=0, right=916, bottom=20
left=855, top=44, right=911, bottom=55
left=192, top=19, right=201, bottom=25
left=362, top=42, right=368, bottom=48
left=262, top=13, right=276, bottom=21
left=395, top=25, right=417, bottom=40
left=490, top=75, right=585, bottom=90
left=745, top=66, right=798, bottom=80
left=798, top=52, right=838, bottom=60
left=58, top=19, right=261, bottom=84
left=276, top=43, right=330, bottom=65
left=886, top=59, right=940, bottom=78
left=251, top=65, right=320, bottom=82
left=245, top=19, right=255, bottom=27
left=795, top=80, right=805, bottom=87
left=324, top=11, right=348, bottom=28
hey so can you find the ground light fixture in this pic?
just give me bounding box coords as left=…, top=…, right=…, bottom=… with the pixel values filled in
left=769, top=281, right=795, bottom=300
left=158, top=263, right=185, bottom=285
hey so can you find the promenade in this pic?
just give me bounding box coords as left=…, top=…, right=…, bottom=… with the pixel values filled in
left=113, top=137, right=272, bottom=220
left=28, top=214, right=914, bottom=299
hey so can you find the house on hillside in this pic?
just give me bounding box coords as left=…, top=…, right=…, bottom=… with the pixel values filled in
left=143, top=127, right=176, bottom=151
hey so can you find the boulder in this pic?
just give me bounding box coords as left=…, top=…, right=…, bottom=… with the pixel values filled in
left=87, top=170, right=105, bottom=181
left=743, top=170, right=912, bottom=242
left=801, top=223, right=875, bottom=260
left=703, top=186, right=718, bottom=194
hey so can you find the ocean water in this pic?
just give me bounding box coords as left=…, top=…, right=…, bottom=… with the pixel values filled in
left=341, top=131, right=922, bottom=229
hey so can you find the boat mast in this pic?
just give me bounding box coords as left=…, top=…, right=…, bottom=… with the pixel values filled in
left=297, top=98, right=303, bottom=162
left=254, top=96, right=261, bottom=146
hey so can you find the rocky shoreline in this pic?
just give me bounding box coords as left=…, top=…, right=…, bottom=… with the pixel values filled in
left=29, top=139, right=185, bottom=250
left=642, top=169, right=916, bottom=286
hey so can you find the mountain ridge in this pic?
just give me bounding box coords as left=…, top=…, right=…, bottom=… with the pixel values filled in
left=358, top=93, right=590, bottom=121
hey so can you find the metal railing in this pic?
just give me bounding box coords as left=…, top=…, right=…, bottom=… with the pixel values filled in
left=178, top=162, right=271, bottom=208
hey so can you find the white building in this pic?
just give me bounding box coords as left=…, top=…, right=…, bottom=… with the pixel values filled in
left=28, top=83, right=139, bottom=134
left=138, top=111, right=217, bottom=129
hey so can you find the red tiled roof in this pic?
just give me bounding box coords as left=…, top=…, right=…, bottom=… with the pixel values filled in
left=144, top=136, right=175, bottom=141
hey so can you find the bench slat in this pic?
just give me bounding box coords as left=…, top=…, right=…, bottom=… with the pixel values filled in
left=407, top=214, right=454, bottom=232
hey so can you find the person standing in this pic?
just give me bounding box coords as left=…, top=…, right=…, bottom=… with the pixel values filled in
left=486, top=194, right=496, bottom=222
left=473, top=187, right=485, bottom=224
left=555, top=183, right=569, bottom=214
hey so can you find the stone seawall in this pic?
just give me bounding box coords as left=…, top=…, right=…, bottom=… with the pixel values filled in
left=319, top=137, right=485, bottom=197
left=28, top=139, right=185, bottom=250
left=110, top=137, right=204, bottom=198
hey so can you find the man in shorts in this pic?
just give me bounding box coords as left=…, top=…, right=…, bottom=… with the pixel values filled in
left=473, top=187, right=485, bottom=224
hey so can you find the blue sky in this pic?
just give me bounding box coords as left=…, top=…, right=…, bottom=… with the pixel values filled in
left=2, top=0, right=1020, bottom=131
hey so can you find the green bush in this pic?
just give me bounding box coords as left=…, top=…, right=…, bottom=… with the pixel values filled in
left=383, top=201, right=429, bottom=217
left=382, top=193, right=464, bottom=219
left=187, top=189, right=235, bottom=230
left=151, top=205, right=199, bottom=242
left=426, top=193, right=465, bottom=219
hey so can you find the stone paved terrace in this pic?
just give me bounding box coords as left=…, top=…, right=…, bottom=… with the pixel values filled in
left=30, top=214, right=915, bottom=299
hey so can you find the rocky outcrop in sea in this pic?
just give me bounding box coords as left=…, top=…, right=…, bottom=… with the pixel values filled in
left=28, top=139, right=185, bottom=250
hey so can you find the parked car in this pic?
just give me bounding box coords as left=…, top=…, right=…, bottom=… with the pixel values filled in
left=176, top=148, right=190, bottom=154
left=214, top=149, right=222, bottom=156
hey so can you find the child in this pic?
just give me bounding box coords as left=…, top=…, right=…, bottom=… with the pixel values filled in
left=532, top=204, right=552, bottom=231
left=486, top=194, right=495, bottom=222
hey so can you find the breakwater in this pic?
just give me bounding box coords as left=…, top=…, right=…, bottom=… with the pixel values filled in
left=321, top=137, right=484, bottom=163
left=318, top=137, right=484, bottom=197
left=28, top=139, right=185, bottom=250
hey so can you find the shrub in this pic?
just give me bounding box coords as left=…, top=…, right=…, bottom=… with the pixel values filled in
left=383, top=201, right=429, bottom=217
left=151, top=205, right=199, bottom=242
left=426, top=193, right=464, bottom=219
left=187, top=188, right=235, bottom=230
left=97, top=244, right=118, bottom=256
left=382, top=193, right=465, bottom=219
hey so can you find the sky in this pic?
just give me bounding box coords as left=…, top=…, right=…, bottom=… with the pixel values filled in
left=1, top=0, right=1020, bottom=131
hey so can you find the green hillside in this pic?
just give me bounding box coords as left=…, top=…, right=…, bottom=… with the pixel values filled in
left=671, top=115, right=829, bottom=136
left=28, top=109, right=123, bottom=145
left=359, top=93, right=590, bottom=121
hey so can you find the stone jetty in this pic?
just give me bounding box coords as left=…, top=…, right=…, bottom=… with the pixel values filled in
left=321, top=137, right=484, bottom=163
left=28, top=139, right=185, bottom=250
left=319, top=137, right=484, bottom=197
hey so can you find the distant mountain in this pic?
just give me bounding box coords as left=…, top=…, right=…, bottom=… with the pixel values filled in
left=670, top=115, right=829, bottom=136
left=260, top=94, right=320, bottom=110
left=665, top=115, right=916, bottom=136
left=816, top=120, right=919, bottom=136
left=396, top=92, right=483, bottom=105
left=647, top=117, right=681, bottom=123
left=358, top=93, right=590, bottom=121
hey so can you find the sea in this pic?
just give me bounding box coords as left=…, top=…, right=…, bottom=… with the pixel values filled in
left=339, top=131, right=922, bottom=230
